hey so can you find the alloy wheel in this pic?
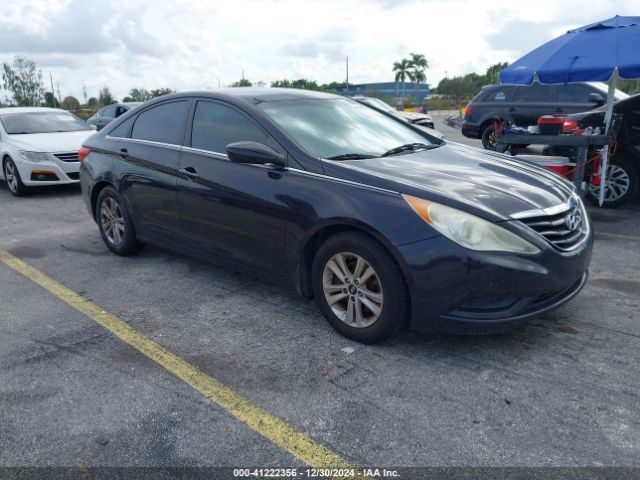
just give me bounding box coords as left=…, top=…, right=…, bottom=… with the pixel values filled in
left=589, top=164, right=631, bottom=203
left=100, top=197, right=126, bottom=245
left=322, top=252, right=384, bottom=328
left=5, top=161, right=18, bottom=193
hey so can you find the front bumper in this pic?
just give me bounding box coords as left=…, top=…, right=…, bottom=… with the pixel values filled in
left=397, top=232, right=593, bottom=334
left=15, top=157, right=80, bottom=186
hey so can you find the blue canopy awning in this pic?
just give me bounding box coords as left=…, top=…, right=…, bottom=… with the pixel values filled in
left=499, top=16, right=640, bottom=85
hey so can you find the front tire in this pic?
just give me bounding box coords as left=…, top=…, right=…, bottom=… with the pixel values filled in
left=311, top=232, right=408, bottom=344
left=587, top=157, right=639, bottom=208
left=96, top=186, right=144, bottom=255
left=3, top=157, right=30, bottom=197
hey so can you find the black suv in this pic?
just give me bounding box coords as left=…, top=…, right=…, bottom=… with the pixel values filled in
left=462, top=83, right=626, bottom=149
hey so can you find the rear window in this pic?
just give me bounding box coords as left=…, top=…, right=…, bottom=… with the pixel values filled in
left=474, top=86, right=514, bottom=102
left=108, top=116, right=135, bottom=138
left=131, top=101, right=189, bottom=145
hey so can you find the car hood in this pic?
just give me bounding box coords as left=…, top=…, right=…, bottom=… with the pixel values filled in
left=4, top=130, right=94, bottom=152
left=322, top=142, right=575, bottom=220
left=398, top=111, right=432, bottom=121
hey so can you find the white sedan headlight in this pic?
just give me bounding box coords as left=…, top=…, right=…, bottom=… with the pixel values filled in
left=19, top=151, right=51, bottom=163
left=403, top=195, right=540, bottom=255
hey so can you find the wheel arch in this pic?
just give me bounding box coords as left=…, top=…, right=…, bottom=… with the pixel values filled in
left=293, top=220, right=413, bottom=310
left=90, top=180, right=116, bottom=220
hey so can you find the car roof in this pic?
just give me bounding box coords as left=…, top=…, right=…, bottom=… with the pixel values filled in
left=158, top=88, right=338, bottom=104
left=0, top=107, right=71, bottom=115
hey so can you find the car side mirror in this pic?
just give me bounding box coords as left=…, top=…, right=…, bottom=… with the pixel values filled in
left=89, top=124, right=97, bottom=130
left=588, top=92, right=605, bottom=106
left=226, top=141, right=285, bottom=167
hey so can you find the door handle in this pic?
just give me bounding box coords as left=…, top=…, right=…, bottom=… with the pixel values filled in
left=119, top=148, right=128, bottom=158
left=555, top=108, right=564, bottom=113
left=179, top=167, right=200, bottom=179
left=508, top=107, right=516, bottom=112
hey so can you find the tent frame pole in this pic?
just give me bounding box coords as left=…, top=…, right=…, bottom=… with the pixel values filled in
left=599, top=69, right=618, bottom=206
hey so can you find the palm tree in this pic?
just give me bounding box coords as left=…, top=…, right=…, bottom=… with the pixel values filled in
left=393, top=59, right=412, bottom=100
left=409, top=53, right=429, bottom=100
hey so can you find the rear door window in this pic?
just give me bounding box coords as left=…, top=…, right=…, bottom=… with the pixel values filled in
left=131, top=101, right=190, bottom=145
left=513, top=84, right=555, bottom=102
left=190, top=101, right=268, bottom=154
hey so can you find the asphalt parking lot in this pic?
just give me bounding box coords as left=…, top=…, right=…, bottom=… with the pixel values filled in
left=1, top=115, right=639, bottom=476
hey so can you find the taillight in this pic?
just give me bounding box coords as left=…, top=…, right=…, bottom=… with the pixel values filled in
left=78, top=147, right=91, bottom=162
left=562, top=120, right=579, bottom=133
left=463, top=103, right=473, bottom=118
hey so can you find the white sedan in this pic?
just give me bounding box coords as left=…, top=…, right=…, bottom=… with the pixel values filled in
left=0, top=107, right=95, bottom=196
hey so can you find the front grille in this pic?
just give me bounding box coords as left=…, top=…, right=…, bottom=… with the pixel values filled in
left=519, top=204, right=587, bottom=251
left=66, top=172, right=80, bottom=180
left=54, top=152, right=80, bottom=162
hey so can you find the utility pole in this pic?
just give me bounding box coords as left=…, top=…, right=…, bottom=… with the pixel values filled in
left=345, top=56, right=349, bottom=97
left=49, top=71, right=55, bottom=107
left=56, top=82, right=61, bottom=107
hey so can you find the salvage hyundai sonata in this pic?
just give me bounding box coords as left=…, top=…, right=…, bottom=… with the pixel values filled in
left=79, top=89, right=592, bottom=343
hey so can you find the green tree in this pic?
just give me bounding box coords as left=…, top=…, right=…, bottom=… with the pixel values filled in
left=436, top=75, right=482, bottom=97
left=231, top=79, right=252, bottom=87
left=122, top=96, right=134, bottom=102
left=408, top=53, right=428, bottom=99
left=482, top=62, right=509, bottom=86
left=150, top=87, right=175, bottom=98
left=128, top=87, right=152, bottom=101
left=392, top=59, right=413, bottom=99
left=271, top=79, right=323, bottom=91
left=98, top=87, right=116, bottom=106
left=61, top=95, right=80, bottom=111
left=2, top=56, right=45, bottom=106
left=44, top=92, right=60, bottom=108
left=87, top=97, right=99, bottom=108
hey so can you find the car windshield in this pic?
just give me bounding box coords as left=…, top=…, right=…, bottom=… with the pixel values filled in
left=259, top=98, right=437, bottom=159
left=0, top=111, right=91, bottom=134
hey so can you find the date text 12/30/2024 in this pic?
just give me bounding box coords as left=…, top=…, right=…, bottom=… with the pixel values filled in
left=232, top=468, right=400, bottom=477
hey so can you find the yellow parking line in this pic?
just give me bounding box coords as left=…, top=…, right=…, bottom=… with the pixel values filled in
left=0, top=249, right=360, bottom=474
left=596, top=231, right=640, bottom=241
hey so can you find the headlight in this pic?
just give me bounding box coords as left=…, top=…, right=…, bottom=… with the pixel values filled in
left=403, top=195, right=540, bottom=254
left=19, top=151, right=51, bottom=163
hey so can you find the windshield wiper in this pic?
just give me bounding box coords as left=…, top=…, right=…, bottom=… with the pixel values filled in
left=381, top=143, right=438, bottom=157
left=326, top=153, right=376, bottom=160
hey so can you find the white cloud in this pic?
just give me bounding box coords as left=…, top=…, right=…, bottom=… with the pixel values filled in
left=0, top=0, right=638, bottom=101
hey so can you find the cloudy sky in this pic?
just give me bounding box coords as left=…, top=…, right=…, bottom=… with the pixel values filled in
left=1, top=0, right=638, bottom=102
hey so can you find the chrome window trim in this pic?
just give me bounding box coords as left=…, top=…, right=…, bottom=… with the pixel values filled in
left=181, top=145, right=228, bottom=160
left=105, top=136, right=182, bottom=151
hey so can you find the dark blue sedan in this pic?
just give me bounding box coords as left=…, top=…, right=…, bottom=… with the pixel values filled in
left=79, top=89, right=592, bottom=343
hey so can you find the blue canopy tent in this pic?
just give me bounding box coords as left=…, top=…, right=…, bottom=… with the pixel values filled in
left=499, top=15, right=640, bottom=206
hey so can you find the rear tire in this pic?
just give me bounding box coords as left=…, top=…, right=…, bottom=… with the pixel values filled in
left=96, top=186, right=144, bottom=255
left=311, top=232, right=408, bottom=344
left=3, top=157, right=30, bottom=197
left=587, top=156, right=639, bottom=208
left=481, top=124, right=499, bottom=151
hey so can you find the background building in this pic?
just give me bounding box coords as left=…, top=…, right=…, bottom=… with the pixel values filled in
left=335, top=82, right=430, bottom=101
